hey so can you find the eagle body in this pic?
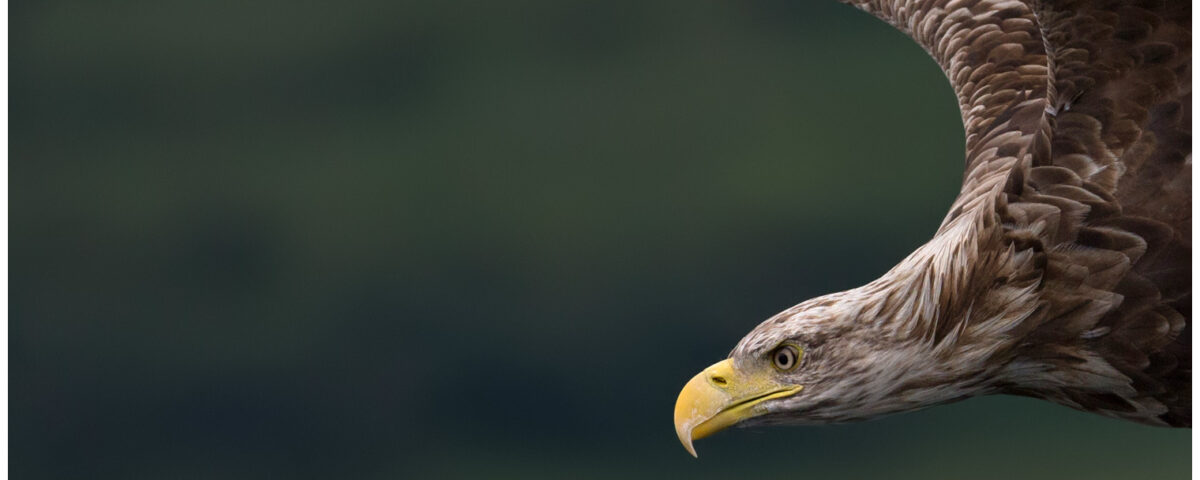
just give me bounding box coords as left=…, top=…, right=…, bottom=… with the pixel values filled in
left=675, top=0, right=1190, bottom=455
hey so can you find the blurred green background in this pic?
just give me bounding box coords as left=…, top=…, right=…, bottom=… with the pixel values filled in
left=11, top=0, right=1189, bottom=478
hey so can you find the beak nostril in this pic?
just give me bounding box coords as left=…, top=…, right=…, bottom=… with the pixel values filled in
left=711, top=376, right=728, bottom=386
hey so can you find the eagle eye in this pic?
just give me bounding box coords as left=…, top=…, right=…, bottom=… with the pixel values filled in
left=770, top=344, right=802, bottom=371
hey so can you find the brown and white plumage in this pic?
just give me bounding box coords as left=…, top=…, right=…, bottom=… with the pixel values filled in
left=675, top=0, right=1190, bottom=455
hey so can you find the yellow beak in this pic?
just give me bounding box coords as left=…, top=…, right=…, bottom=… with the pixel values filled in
left=673, top=359, right=803, bottom=457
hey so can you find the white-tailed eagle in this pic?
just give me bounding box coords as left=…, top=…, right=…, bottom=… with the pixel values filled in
left=674, top=0, right=1191, bottom=457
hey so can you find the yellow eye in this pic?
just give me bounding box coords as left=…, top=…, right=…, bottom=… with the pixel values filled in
left=771, top=344, right=802, bottom=371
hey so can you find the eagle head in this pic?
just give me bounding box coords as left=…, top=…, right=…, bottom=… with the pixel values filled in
left=673, top=287, right=992, bottom=457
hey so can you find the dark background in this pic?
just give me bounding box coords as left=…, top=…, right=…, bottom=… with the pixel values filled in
left=11, top=1, right=1189, bottom=478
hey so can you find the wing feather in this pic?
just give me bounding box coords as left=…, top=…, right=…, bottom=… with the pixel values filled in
left=840, top=0, right=1190, bottom=425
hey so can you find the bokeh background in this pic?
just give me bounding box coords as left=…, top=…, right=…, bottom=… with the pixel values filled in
left=11, top=0, right=1190, bottom=478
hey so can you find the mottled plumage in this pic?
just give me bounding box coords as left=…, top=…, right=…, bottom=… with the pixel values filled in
left=675, top=0, right=1189, bottom=447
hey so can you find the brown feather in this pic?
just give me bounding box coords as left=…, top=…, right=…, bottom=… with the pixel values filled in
left=844, top=0, right=1191, bottom=426
left=728, top=0, right=1190, bottom=428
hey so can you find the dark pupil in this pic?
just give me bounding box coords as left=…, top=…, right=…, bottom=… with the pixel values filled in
left=777, top=351, right=790, bottom=366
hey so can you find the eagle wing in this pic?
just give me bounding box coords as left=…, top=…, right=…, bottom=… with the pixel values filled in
left=841, top=0, right=1190, bottom=425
